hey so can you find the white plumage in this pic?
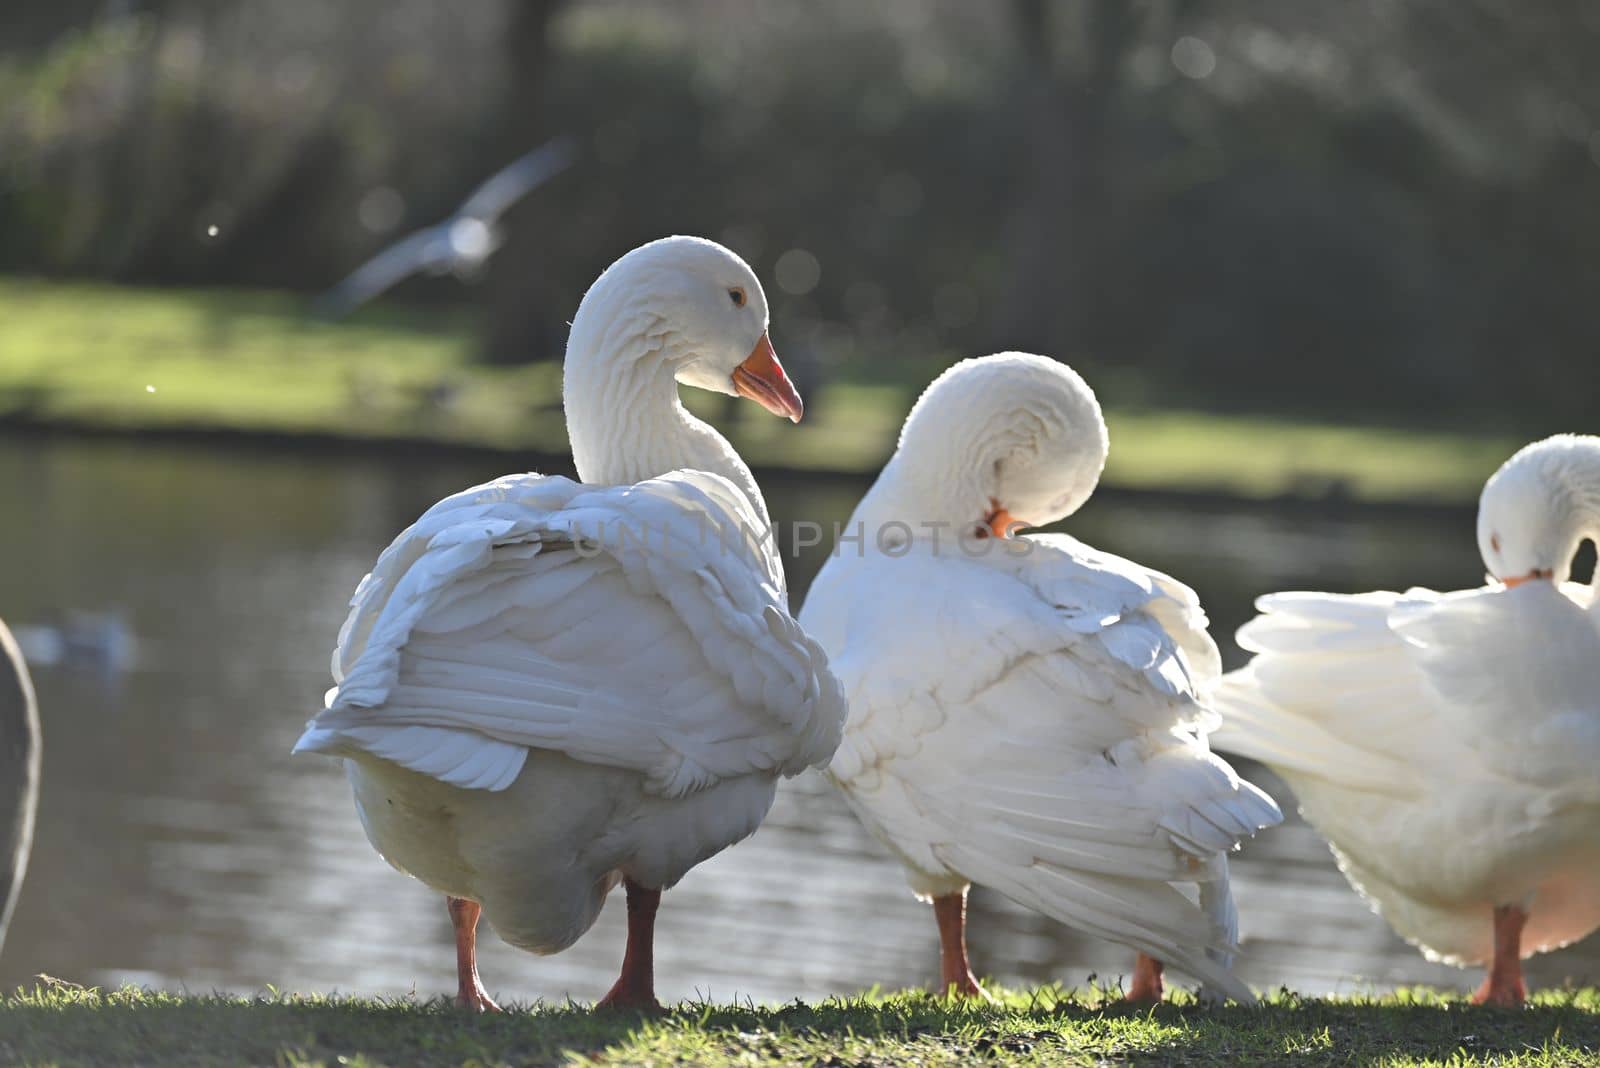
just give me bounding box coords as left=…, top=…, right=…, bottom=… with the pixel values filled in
left=800, top=353, right=1279, bottom=1003
left=305, top=471, right=833, bottom=797
left=295, top=236, right=843, bottom=1009
left=1211, top=434, right=1600, bottom=1003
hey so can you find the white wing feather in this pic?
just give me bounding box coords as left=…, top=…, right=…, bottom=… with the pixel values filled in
left=1211, top=582, right=1600, bottom=964
left=1212, top=585, right=1600, bottom=793
left=297, top=470, right=844, bottom=797
left=315, top=227, right=455, bottom=317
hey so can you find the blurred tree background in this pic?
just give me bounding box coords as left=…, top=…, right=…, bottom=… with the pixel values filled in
left=2, top=0, right=1596, bottom=430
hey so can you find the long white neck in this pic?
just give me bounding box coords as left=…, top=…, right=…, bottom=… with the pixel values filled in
left=562, top=292, right=768, bottom=525
left=847, top=451, right=993, bottom=545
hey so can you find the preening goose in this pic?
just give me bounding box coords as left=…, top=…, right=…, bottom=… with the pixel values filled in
left=295, top=236, right=845, bottom=1011
left=799, top=353, right=1280, bottom=1004
left=0, top=618, right=40, bottom=959
left=1212, top=434, right=1600, bottom=1006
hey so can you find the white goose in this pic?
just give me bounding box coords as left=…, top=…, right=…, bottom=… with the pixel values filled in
left=295, top=236, right=845, bottom=1011
left=799, top=353, right=1281, bottom=1004
left=1212, top=434, right=1600, bottom=1006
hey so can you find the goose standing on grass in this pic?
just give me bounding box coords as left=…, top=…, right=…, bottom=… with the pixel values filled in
left=799, top=353, right=1280, bottom=1004
left=295, top=236, right=845, bottom=1011
left=0, top=617, right=40, bottom=958
left=1212, top=434, right=1600, bottom=1007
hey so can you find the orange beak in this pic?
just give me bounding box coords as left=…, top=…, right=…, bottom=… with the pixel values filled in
left=985, top=505, right=1021, bottom=539
left=1502, top=570, right=1553, bottom=588
left=731, top=333, right=803, bottom=423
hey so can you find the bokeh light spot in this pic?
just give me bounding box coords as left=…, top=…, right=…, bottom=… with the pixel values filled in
left=1171, top=36, right=1216, bottom=80
left=775, top=248, right=821, bottom=296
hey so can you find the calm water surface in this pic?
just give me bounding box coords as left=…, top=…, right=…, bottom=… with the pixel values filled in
left=1, top=437, right=1595, bottom=1003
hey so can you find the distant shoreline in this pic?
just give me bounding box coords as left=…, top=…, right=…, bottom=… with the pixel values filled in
left=0, top=415, right=1475, bottom=522
left=0, top=279, right=1504, bottom=519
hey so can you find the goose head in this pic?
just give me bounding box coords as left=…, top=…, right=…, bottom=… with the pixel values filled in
left=563, top=236, right=803, bottom=492
left=568, top=235, right=801, bottom=421
left=1476, top=434, right=1600, bottom=588
left=873, top=352, right=1108, bottom=540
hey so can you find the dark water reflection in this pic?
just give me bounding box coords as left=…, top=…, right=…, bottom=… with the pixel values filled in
left=0, top=438, right=1594, bottom=1003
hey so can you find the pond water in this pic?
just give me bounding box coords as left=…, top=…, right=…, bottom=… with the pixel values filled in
left=1, top=436, right=1594, bottom=1004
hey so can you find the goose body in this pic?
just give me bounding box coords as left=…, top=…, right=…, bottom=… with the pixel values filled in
left=295, top=237, right=844, bottom=1009
left=1212, top=435, right=1600, bottom=1004
left=799, top=353, right=1279, bottom=1003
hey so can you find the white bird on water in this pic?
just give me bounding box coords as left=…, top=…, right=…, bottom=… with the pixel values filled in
left=295, top=236, right=845, bottom=1011
left=315, top=136, right=576, bottom=318
left=8, top=611, right=134, bottom=674
left=1212, top=434, right=1600, bottom=1006
left=799, top=353, right=1280, bottom=1005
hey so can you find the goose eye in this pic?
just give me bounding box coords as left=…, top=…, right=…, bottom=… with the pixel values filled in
left=728, top=287, right=747, bottom=308
left=1490, top=533, right=1501, bottom=553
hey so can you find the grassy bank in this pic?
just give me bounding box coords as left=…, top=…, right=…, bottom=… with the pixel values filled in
left=0, top=278, right=1518, bottom=505
left=2, top=983, right=1596, bottom=1067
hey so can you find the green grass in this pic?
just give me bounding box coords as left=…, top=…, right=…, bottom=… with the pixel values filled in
left=0, top=278, right=1518, bottom=504
left=2, top=983, right=1596, bottom=1067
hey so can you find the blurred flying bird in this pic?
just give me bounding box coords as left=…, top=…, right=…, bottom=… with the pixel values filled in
left=315, top=137, right=576, bottom=318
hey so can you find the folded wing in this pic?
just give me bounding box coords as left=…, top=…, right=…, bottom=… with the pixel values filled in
left=297, top=470, right=844, bottom=797
left=1213, top=583, right=1600, bottom=801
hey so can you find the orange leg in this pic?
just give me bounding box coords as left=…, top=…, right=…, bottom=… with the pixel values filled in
left=932, top=889, right=994, bottom=1001
left=596, top=878, right=664, bottom=1012
left=1471, top=904, right=1528, bottom=1007
left=448, top=897, right=500, bottom=1012
left=1123, top=954, right=1165, bottom=1004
